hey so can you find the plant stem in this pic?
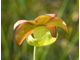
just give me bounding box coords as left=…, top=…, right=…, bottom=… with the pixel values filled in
left=33, top=46, right=36, bottom=60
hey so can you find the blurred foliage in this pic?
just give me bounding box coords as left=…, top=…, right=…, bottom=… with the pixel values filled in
left=1, top=0, right=79, bottom=60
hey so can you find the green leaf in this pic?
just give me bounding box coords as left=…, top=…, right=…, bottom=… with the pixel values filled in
left=27, top=31, right=57, bottom=46
left=46, top=17, right=68, bottom=34
left=15, top=22, right=35, bottom=45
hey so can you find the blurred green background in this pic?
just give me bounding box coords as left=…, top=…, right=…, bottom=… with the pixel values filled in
left=1, top=0, right=79, bottom=60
